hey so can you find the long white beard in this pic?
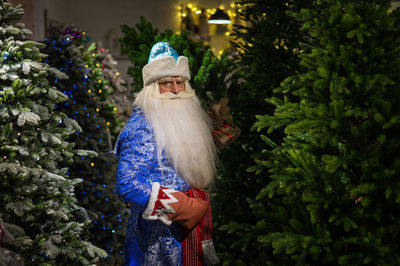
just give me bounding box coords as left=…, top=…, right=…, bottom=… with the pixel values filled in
left=134, top=82, right=217, bottom=188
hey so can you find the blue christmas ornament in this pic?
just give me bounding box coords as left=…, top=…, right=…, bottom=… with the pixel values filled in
left=147, top=42, right=179, bottom=63
left=3, top=52, right=9, bottom=61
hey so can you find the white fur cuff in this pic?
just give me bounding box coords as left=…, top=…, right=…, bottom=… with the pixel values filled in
left=142, top=182, right=178, bottom=226
left=142, top=182, right=161, bottom=221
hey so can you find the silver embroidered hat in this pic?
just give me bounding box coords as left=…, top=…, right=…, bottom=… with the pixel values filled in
left=142, top=42, right=191, bottom=86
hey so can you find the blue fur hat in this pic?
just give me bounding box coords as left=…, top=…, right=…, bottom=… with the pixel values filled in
left=142, top=42, right=191, bottom=86
left=148, top=42, right=179, bottom=63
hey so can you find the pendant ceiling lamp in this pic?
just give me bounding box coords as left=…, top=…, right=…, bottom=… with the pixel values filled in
left=208, top=0, right=231, bottom=24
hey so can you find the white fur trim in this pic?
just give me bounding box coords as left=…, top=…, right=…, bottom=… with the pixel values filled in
left=142, top=182, right=161, bottom=221
left=142, top=56, right=191, bottom=86
left=158, top=213, right=172, bottom=225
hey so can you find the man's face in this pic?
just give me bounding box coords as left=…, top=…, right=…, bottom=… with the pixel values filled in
left=158, top=76, right=185, bottom=94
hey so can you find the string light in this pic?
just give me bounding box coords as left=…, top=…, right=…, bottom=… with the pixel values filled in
left=44, top=30, right=126, bottom=263
left=177, top=2, right=239, bottom=23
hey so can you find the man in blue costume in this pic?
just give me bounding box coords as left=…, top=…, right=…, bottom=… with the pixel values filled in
left=115, top=42, right=219, bottom=265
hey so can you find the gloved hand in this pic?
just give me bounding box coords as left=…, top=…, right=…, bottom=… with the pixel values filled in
left=142, top=182, right=209, bottom=231
left=166, top=191, right=209, bottom=231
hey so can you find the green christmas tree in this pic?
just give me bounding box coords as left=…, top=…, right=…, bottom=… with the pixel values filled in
left=251, top=0, right=400, bottom=264
left=42, top=23, right=128, bottom=265
left=0, top=3, right=106, bottom=264
left=212, top=0, right=312, bottom=264
left=119, top=16, right=233, bottom=105
left=82, top=42, right=123, bottom=139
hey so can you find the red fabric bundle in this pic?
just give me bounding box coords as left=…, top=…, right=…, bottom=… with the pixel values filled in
left=182, top=188, right=216, bottom=266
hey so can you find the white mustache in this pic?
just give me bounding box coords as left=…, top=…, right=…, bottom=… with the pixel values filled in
left=154, top=90, right=195, bottom=99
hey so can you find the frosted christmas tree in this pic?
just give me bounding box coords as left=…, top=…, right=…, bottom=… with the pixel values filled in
left=0, top=2, right=106, bottom=264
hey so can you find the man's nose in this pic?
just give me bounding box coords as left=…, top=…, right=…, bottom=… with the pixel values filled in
left=171, top=82, right=179, bottom=93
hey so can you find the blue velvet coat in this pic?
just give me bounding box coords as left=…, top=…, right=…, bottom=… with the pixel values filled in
left=115, top=107, right=190, bottom=266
